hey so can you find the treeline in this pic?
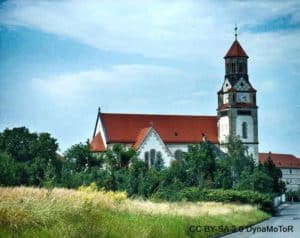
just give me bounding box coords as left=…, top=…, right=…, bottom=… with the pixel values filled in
left=0, top=127, right=285, bottom=202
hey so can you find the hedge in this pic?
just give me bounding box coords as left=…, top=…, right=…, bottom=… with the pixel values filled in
left=151, top=187, right=274, bottom=212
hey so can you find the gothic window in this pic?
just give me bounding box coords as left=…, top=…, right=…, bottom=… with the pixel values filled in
left=231, top=63, right=235, bottom=73
left=232, top=93, right=236, bottom=103
left=150, top=149, right=156, bottom=166
left=242, top=122, right=248, bottom=139
left=144, top=152, right=149, bottom=165
left=174, top=150, right=184, bottom=160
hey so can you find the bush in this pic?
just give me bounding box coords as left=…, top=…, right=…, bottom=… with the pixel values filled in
left=151, top=187, right=274, bottom=211
left=286, top=190, right=300, bottom=202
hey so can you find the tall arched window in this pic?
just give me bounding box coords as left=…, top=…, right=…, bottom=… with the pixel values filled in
left=144, top=152, right=149, bottom=166
left=242, top=122, right=248, bottom=139
left=150, top=149, right=156, bottom=166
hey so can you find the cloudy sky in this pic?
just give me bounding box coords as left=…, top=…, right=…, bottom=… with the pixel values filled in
left=0, top=0, right=299, bottom=156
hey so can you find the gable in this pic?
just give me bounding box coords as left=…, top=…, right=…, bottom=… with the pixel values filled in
left=222, top=78, right=232, bottom=92
left=234, top=78, right=250, bottom=91
left=137, top=127, right=174, bottom=164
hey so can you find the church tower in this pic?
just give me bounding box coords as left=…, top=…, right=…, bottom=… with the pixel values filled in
left=217, top=27, right=259, bottom=162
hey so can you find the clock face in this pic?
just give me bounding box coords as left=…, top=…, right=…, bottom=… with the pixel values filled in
left=239, top=93, right=248, bottom=102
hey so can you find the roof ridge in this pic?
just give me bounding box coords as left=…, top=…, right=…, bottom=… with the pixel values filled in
left=101, top=112, right=217, bottom=118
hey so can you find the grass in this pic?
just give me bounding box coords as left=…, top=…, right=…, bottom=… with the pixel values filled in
left=0, top=186, right=270, bottom=238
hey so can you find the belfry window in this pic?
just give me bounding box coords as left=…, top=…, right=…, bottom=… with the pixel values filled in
left=242, top=122, right=248, bottom=139
left=231, top=63, right=235, bottom=73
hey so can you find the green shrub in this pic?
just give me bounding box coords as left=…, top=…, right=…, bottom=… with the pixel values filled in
left=151, top=187, right=274, bottom=211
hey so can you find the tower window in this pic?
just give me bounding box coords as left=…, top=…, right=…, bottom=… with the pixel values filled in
left=231, top=63, right=235, bottom=73
left=242, top=122, right=248, bottom=139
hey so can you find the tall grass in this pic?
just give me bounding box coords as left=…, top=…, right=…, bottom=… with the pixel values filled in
left=0, top=186, right=270, bottom=238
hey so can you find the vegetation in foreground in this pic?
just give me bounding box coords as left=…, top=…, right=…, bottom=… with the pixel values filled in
left=0, top=186, right=270, bottom=238
left=0, top=127, right=285, bottom=201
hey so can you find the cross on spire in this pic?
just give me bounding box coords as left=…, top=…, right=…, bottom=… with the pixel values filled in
left=234, top=24, right=238, bottom=40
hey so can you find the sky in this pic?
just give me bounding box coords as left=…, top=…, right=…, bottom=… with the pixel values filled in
left=0, top=0, right=300, bottom=156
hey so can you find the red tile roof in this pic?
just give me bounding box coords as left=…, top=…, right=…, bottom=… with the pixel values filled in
left=133, top=127, right=151, bottom=150
left=225, top=40, right=248, bottom=58
left=90, top=132, right=106, bottom=152
left=259, top=153, right=300, bottom=169
left=100, top=113, right=218, bottom=144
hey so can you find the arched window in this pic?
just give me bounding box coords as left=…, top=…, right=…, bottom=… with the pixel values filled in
left=150, top=149, right=156, bottom=166
left=144, top=152, right=149, bottom=166
left=242, top=122, right=248, bottom=139
left=174, top=150, right=184, bottom=160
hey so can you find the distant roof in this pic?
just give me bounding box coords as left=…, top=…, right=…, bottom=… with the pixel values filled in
left=90, top=132, right=106, bottom=152
left=259, top=153, right=300, bottom=169
left=224, top=40, right=248, bottom=58
left=90, top=113, right=218, bottom=151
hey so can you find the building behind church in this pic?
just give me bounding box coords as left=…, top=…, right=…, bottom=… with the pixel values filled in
left=90, top=35, right=300, bottom=191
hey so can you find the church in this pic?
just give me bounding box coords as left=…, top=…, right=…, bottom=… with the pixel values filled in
left=89, top=34, right=300, bottom=191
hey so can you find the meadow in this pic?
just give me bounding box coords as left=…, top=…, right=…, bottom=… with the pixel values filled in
left=0, top=186, right=270, bottom=238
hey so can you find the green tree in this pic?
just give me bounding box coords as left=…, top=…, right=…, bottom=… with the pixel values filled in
left=0, top=152, right=17, bottom=185
left=64, top=142, right=102, bottom=172
left=225, top=136, right=255, bottom=185
left=184, top=141, right=216, bottom=188
left=153, top=152, right=164, bottom=171
left=260, top=155, right=285, bottom=194
left=235, top=168, right=274, bottom=193
left=0, top=127, right=61, bottom=186
left=127, top=158, right=148, bottom=196
left=214, top=156, right=233, bottom=189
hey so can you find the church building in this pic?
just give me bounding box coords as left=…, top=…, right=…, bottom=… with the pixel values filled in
left=90, top=33, right=259, bottom=163
left=89, top=33, right=300, bottom=190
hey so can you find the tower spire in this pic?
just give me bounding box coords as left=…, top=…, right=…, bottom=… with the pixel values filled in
left=234, top=24, right=238, bottom=40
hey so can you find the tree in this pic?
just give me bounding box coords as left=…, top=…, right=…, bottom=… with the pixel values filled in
left=0, top=152, right=17, bottom=185
left=103, top=144, right=137, bottom=171
left=260, top=155, right=285, bottom=194
left=127, top=158, right=148, bottom=196
left=0, top=127, right=37, bottom=162
left=153, top=152, right=164, bottom=171
left=184, top=141, right=216, bottom=188
left=235, top=168, right=274, bottom=193
left=225, top=136, right=255, bottom=185
left=64, top=142, right=102, bottom=172
left=0, top=127, right=61, bottom=186
left=214, top=156, right=232, bottom=189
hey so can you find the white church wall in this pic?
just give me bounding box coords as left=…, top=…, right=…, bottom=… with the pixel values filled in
left=167, top=144, right=189, bottom=154
left=245, top=144, right=258, bottom=163
left=236, top=116, right=253, bottom=142
left=219, top=116, right=229, bottom=143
